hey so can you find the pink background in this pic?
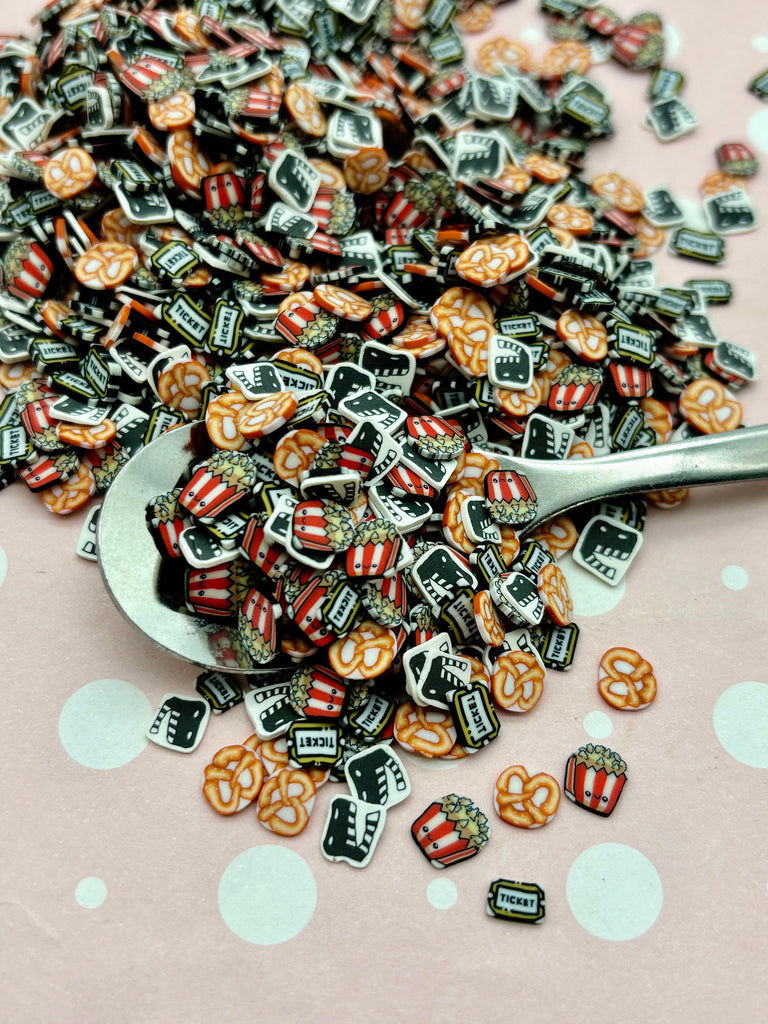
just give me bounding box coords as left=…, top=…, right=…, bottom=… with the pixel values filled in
left=1, top=2, right=768, bottom=1021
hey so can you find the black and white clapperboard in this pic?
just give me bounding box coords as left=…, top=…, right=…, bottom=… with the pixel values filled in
left=268, top=149, right=322, bottom=214
left=712, top=340, right=757, bottom=381
left=75, top=503, right=101, bottom=562
left=496, top=571, right=544, bottom=626
left=643, top=186, right=685, bottom=226
left=0, top=98, right=61, bottom=149
left=521, top=412, right=575, bottom=460
left=471, top=75, right=518, bottom=121
left=460, top=495, right=502, bottom=544
left=114, top=180, right=174, bottom=224
left=263, top=202, right=318, bottom=239
left=244, top=684, right=301, bottom=740
left=398, top=440, right=456, bottom=491
left=368, top=481, right=432, bottom=533
left=345, top=744, right=411, bottom=808
left=403, top=631, right=452, bottom=702
left=326, top=107, right=381, bottom=154
left=340, top=230, right=384, bottom=275
left=416, top=651, right=474, bottom=708
left=645, top=98, right=698, bottom=141
left=703, top=187, right=758, bottom=235
left=225, top=361, right=283, bottom=399
left=337, top=388, right=406, bottom=433
left=487, top=334, right=534, bottom=389
left=572, top=514, right=643, bottom=586
left=359, top=341, right=416, bottom=396
left=451, top=129, right=504, bottom=182
left=147, top=694, right=210, bottom=752
left=409, top=544, right=477, bottom=613
left=179, top=524, right=227, bottom=568
left=321, top=794, right=386, bottom=868
left=325, top=0, right=380, bottom=24
left=324, top=362, right=376, bottom=408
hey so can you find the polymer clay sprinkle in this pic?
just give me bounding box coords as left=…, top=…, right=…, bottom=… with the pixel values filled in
left=0, top=0, right=762, bottom=904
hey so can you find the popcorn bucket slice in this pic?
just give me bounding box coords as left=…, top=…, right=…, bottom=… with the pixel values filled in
left=411, top=794, right=490, bottom=868
left=563, top=743, right=628, bottom=816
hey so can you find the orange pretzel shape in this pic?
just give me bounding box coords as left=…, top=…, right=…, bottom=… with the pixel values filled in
left=495, top=765, right=561, bottom=827
left=257, top=768, right=316, bottom=836
left=273, top=429, right=326, bottom=486
left=394, top=701, right=456, bottom=757
left=328, top=621, right=397, bottom=679
left=491, top=651, right=545, bottom=712
left=203, top=744, right=265, bottom=815
left=598, top=647, right=657, bottom=710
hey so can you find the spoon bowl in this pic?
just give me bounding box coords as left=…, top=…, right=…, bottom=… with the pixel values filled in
left=97, top=420, right=768, bottom=671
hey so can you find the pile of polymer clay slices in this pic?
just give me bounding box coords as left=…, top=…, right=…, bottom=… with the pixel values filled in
left=0, top=0, right=761, bottom=911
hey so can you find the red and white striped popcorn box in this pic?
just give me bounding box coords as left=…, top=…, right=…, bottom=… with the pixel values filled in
left=564, top=744, right=628, bottom=817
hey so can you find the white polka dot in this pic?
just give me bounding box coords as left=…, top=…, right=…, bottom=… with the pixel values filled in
left=662, top=23, right=681, bottom=61
left=752, top=36, right=768, bottom=53
left=560, top=553, right=625, bottom=616
left=59, top=679, right=151, bottom=770
left=75, top=877, right=107, bottom=909
left=713, top=681, right=768, bottom=768
left=0, top=545, right=6, bottom=588
left=427, top=877, right=458, bottom=910
left=567, top=843, right=663, bottom=940
left=747, top=108, right=768, bottom=154
left=520, top=26, right=543, bottom=45
left=583, top=710, right=613, bottom=740
left=721, top=564, right=749, bottom=590
left=218, top=846, right=316, bottom=945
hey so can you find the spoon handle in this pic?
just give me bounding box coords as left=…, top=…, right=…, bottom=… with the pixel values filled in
left=528, top=423, right=768, bottom=524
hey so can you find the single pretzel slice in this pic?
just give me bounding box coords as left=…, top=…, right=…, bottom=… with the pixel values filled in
left=455, top=1, right=493, bottom=32
left=235, top=391, right=298, bottom=439
left=157, top=359, right=211, bottom=416
left=477, top=37, right=530, bottom=75
left=394, top=701, right=457, bottom=758
left=344, top=147, right=390, bottom=195
left=679, top=377, right=742, bottom=434
left=167, top=127, right=213, bottom=198
left=556, top=309, right=608, bottom=362
left=473, top=590, right=506, bottom=647
left=491, top=650, right=545, bottom=712
left=272, top=428, right=326, bottom=486
left=537, top=563, right=572, bottom=626
left=598, top=647, right=657, bottom=710
left=43, top=146, right=96, bottom=199
left=56, top=419, right=117, bottom=450
left=313, top=283, right=373, bottom=321
left=494, top=765, right=560, bottom=828
left=39, top=460, right=95, bottom=515
left=546, top=203, right=594, bottom=235
left=591, top=171, right=644, bottom=213
left=256, top=768, right=316, bottom=836
left=328, top=620, right=397, bottom=680
left=285, top=81, right=327, bottom=137
left=203, top=744, right=265, bottom=815
left=148, top=89, right=196, bottom=130
left=205, top=391, right=249, bottom=450
left=74, top=241, right=138, bottom=290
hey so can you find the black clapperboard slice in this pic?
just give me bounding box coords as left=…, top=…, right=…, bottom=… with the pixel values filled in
left=321, top=795, right=386, bottom=868
left=572, top=514, right=643, bottom=586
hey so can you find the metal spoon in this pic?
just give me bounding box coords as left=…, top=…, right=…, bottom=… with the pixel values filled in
left=97, top=420, right=768, bottom=673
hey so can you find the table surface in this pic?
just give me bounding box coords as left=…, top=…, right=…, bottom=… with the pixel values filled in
left=1, top=2, right=767, bottom=1022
